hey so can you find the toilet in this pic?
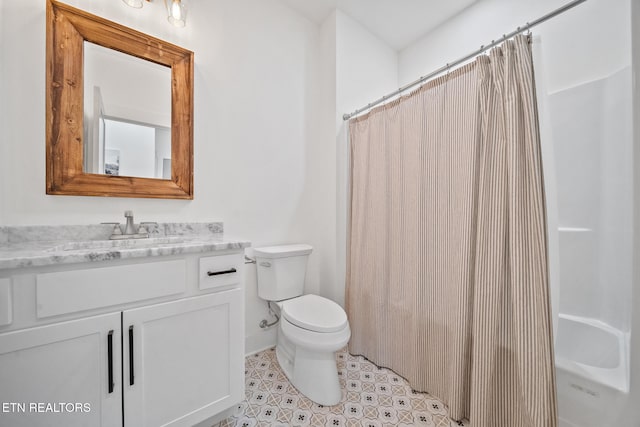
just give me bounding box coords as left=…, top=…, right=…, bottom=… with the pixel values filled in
left=254, top=244, right=350, bottom=406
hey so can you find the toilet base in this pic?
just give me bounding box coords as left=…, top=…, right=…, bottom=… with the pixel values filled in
left=276, top=329, right=344, bottom=406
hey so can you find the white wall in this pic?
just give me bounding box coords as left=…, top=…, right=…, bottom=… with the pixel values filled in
left=84, top=42, right=171, bottom=127
left=104, top=120, right=156, bottom=178
left=335, top=11, right=398, bottom=129
left=0, top=0, right=326, bottom=354
left=314, top=11, right=339, bottom=307
left=331, top=10, right=398, bottom=306
left=155, top=128, right=172, bottom=179
left=0, top=0, right=5, bottom=225
left=399, top=0, right=630, bottom=94
left=628, top=1, right=640, bottom=424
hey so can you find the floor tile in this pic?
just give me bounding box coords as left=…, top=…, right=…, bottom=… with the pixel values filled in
left=216, top=347, right=470, bottom=427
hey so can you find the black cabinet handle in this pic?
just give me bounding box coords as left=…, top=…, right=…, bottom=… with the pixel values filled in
left=207, top=268, right=237, bottom=276
left=107, top=330, right=114, bottom=394
left=129, top=326, right=134, bottom=386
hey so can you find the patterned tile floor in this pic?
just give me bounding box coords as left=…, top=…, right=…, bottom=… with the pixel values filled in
left=214, top=347, right=470, bottom=427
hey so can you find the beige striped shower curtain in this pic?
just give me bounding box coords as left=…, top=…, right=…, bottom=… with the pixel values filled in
left=346, top=35, right=557, bottom=427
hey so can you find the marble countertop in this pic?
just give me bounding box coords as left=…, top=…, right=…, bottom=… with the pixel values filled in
left=0, top=223, right=251, bottom=270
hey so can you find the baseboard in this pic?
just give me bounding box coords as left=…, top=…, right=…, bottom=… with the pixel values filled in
left=245, top=327, right=277, bottom=356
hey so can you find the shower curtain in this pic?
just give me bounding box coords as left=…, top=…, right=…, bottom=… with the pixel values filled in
left=346, top=35, right=557, bottom=427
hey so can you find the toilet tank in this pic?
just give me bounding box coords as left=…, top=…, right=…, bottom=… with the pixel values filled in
left=254, top=244, right=312, bottom=301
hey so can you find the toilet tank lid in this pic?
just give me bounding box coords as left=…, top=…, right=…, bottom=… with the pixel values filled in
left=253, top=244, right=313, bottom=259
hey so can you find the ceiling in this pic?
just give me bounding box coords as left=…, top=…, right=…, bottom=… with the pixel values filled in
left=279, top=0, right=478, bottom=51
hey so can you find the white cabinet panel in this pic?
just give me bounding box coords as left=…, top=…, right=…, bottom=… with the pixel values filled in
left=0, top=278, right=11, bottom=326
left=123, top=290, right=244, bottom=427
left=36, top=259, right=186, bottom=318
left=0, top=312, right=122, bottom=427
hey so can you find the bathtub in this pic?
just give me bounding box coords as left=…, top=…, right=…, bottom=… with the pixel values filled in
left=555, top=313, right=629, bottom=427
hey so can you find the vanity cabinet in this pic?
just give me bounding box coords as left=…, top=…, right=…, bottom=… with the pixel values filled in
left=124, top=290, right=243, bottom=427
left=0, top=313, right=122, bottom=427
left=0, top=250, right=245, bottom=427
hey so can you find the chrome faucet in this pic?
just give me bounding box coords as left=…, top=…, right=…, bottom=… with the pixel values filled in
left=103, top=211, right=154, bottom=240
left=123, top=210, right=136, bottom=235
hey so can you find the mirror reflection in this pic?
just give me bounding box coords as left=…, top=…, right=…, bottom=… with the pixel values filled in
left=83, top=42, right=171, bottom=179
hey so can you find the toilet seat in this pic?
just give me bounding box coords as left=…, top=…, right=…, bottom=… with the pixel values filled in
left=281, top=294, right=348, bottom=333
left=280, top=315, right=351, bottom=353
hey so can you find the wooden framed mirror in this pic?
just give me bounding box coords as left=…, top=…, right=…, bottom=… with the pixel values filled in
left=46, top=0, right=194, bottom=199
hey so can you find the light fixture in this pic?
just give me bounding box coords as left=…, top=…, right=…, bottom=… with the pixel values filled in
left=122, top=0, right=144, bottom=8
left=165, top=0, right=187, bottom=28
left=121, top=0, right=187, bottom=28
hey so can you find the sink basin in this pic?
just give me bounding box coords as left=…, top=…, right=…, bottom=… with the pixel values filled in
left=48, top=236, right=187, bottom=252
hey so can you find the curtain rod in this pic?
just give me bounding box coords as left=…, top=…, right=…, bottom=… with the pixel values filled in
left=342, top=0, right=588, bottom=121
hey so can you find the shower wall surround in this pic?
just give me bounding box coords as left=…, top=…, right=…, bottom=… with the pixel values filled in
left=548, top=67, right=633, bottom=333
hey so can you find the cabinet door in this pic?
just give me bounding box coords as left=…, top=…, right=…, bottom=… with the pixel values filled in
left=0, top=313, right=122, bottom=427
left=123, top=289, right=244, bottom=427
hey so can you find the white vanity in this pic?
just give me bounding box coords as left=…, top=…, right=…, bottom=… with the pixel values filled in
left=0, top=223, right=249, bottom=427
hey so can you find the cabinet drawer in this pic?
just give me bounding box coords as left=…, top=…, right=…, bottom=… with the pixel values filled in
left=36, top=259, right=186, bottom=318
left=199, top=254, right=242, bottom=290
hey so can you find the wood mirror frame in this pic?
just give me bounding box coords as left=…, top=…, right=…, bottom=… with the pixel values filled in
left=46, top=0, right=194, bottom=199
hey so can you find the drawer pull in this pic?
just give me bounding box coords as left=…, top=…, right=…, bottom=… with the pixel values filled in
left=107, top=330, right=114, bottom=394
left=129, top=326, right=134, bottom=386
left=207, top=268, right=237, bottom=277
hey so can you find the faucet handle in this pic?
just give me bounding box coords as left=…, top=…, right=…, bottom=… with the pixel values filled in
left=101, top=222, right=120, bottom=230
left=101, top=223, right=123, bottom=236
left=124, top=210, right=133, bottom=218
left=137, top=222, right=156, bottom=236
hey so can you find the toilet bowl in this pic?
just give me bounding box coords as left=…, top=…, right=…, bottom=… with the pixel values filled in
left=274, top=294, right=350, bottom=406
left=253, top=244, right=351, bottom=406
